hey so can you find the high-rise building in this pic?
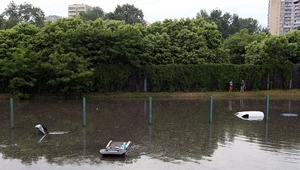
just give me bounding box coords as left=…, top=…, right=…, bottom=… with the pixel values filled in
left=68, top=4, right=93, bottom=18
left=268, top=0, right=300, bottom=35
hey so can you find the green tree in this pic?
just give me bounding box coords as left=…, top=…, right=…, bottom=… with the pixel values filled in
left=229, top=14, right=260, bottom=35
left=67, top=18, right=147, bottom=67
left=261, top=36, right=289, bottom=64
left=224, top=29, right=267, bottom=64
left=45, top=52, right=94, bottom=94
left=284, top=30, right=300, bottom=63
left=79, top=6, right=105, bottom=21
left=197, top=9, right=231, bottom=39
left=33, top=18, right=94, bottom=94
left=244, top=40, right=265, bottom=64
left=245, top=30, right=300, bottom=65
left=142, top=33, right=172, bottom=64
left=1, top=1, right=45, bottom=29
left=0, top=14, right=6, bottom=29
left=260, top=27, right=270, bottom=34
left=105, top=4, right=146, bottom=25
left=145, top=18, right=229, bottom=64
left=197, top=9, right=261, bottom=39
left=0, top=23, right=40, bottom=97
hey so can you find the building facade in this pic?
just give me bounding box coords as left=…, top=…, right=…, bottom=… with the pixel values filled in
left=268, top=0, right=300, bottom=35
left=68, top=4, right=93, bottom=18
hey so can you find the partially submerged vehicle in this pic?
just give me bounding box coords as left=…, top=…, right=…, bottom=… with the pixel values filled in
left=235, top=111, right=264, bottom=121
left=99, top=140, right=132, bottom=156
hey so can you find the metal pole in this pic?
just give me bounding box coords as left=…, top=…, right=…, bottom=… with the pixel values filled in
left=10, top=98, right=14, bottom=129
left=149, top=97, right=152, bottom=125
left=265, top=95, right=269, bottom=122
left=209, top=96, right=213, bottom=123
left=83, top=97, right=86, bottom=127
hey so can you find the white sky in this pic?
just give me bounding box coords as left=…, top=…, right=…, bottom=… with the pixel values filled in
left=1, top=0, right=268, bottom=27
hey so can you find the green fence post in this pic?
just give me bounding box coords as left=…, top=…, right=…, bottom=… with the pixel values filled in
left=265, top=95, right=269, bottom=122
left=149, top=97, right=152, bottom=125
left=10, top=98, right=14, bottom=129
left=209, top=96, right=213, bottom=123
left=83, top=97, right=86, bottom=127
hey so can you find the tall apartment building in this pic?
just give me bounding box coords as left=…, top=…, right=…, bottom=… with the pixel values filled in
left=68, top=4, right=93, bottom=18
left=268, top=0, right=300, bottom=35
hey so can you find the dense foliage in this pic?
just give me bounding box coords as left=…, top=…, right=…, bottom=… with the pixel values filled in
left=79, top=6, right=105, bottom=21
left=0, top=2, right=298, bottom=98
left=224, top=29, right=267, bottom=64
left=0, top=1, right=45, bottom=29
left=105, top=4, right=146, bottom=25
left=143, top=63, right=293, bottom=92
left=196, top=9, right=264, bottom=39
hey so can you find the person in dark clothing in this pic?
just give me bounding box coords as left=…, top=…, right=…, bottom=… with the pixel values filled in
left=240, top=80, right=246, bottom=92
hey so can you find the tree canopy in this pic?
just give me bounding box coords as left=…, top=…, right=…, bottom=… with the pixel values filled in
left=145, top=18, right=229, bottom=64
left=224, top=29, right=267, bottom=64
left=79, top=6, right=105, bottom=21
left=0, top=2, right=299, bottom=97
left=196, top=9, right=262, bottom=39
left=245, top=30, right=300, bottom=65
left=105, top=4, right=146, bottom=25
left=0, top=1, right=45, bottom=29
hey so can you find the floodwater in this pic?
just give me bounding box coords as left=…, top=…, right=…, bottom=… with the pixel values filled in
left=0, top=97, right=300, bottom=170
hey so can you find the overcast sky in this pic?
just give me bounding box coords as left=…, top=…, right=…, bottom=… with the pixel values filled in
left=1, top=0, right=268, bottom=27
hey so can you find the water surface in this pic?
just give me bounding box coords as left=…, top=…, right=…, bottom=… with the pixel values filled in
left=0, top=98, right=299, bottom=169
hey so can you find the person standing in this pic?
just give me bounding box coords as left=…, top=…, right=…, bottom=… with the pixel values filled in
left=240, top=80, right=245, bottom=92
left=229, top=80, right=233, bottom=92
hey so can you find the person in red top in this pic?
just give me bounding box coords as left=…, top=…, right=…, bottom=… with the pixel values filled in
left=229, top=80, right=233, bottom=92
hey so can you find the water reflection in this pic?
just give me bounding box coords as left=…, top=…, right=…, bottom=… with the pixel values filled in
left=0, top=98, right=299, bottom=169
left=240, top=98, right=244, bottom=110
left=148, top=125, right=152, bottom=154
left=10, top=130, right=15, bottom=159
left=265, top=122, right=268, bottom=143
left=38, top=134, right=47, bottom=142
left=82, top=129, right=86, bottom=156
left=228, top=99, right=233, bottom=111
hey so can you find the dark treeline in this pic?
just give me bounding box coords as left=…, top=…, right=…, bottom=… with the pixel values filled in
left=0, top=2, right=299, bottom=98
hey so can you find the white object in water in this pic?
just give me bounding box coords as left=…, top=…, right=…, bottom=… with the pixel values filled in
left=280, top=113, right=298, bottom=117
left=235, top=111, right=264, bottom=121
left=35, top=124, right=48, bottom=135
left=38, top=135, right=47, bottom=142
left=48, top=131, right=69, bottom=135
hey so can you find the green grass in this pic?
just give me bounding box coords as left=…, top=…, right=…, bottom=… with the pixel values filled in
left=85, top=89, right=300, bottom=100
left=1, top=89, right=300, bottom=100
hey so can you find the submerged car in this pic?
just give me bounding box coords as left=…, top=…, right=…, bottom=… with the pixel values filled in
left=99, top=140, right=132, bottom=156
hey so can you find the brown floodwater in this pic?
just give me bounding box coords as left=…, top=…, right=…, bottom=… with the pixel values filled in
left=0, top=97, right=300, bottom=170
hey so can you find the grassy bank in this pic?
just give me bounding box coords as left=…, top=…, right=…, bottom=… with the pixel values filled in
left=1, top=90, right=300, bottom=100
left=86, top=89, right=300, bottom=100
